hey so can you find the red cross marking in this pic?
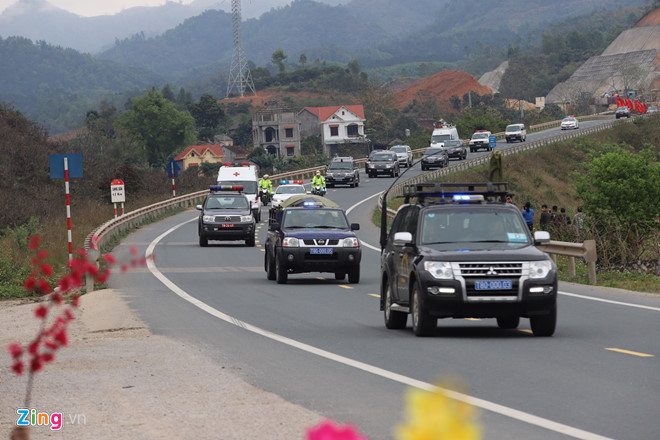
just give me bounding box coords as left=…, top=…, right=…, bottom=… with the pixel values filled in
left=233, top=171, right=240, bottom=176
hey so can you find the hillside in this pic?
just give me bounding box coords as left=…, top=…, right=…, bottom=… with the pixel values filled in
left=392, top=70, right=493, bottom=112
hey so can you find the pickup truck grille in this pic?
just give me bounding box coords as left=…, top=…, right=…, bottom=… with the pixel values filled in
left=213, top=215, right=241, bottom=222
left=302, top=239, right=340, bottom=246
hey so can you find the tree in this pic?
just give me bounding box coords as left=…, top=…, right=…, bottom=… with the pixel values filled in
left=299, top=53, right=307, bottom=69
left=271, top=49, right=288, bottom=74
left=115, top=90, right=196, bottom=167
left=188, top=94, right=224, bottom=141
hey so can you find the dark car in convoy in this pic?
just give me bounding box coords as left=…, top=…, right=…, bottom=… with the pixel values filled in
left=615, top=106, right=631, bottom=119
left=365, top=150, right=400, bottom=178
left=264, top=195, right=361, bottom=284
left=440, top=139, right=467, bottom=160
left=420, top=147, right=449, bottom=171
left=196, top=185, right=256, bottom=247
left=379, top=182, right=558, bottom=337
left=325, top=156, right=360, bottom=188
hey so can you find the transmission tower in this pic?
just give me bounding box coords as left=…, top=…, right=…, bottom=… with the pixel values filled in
left=226, top=0, right=256, bottom=97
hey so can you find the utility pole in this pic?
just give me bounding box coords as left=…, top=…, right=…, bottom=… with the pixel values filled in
left=226, top=0, right=256, bottom=97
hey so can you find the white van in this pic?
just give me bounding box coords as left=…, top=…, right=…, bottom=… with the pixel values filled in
left=430, top=123, right=459, bottom=148
left=217, top=162, right=261, bottom=221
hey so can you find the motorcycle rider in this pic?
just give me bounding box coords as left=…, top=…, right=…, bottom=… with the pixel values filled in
left=259, top=174, right=273, bottom=204
left=311, top=170, right=326, bottom=196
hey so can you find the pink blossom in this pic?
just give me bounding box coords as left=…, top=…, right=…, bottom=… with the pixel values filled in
left=8, top=343, right=23, bottom=359
left=103, top=253, right=117, bottom=264
left=306, top=420, right=369, bottom=440
left=12, top=360, right=24, bottom=375
left=129, top=246, right=138, bottom=255
left=37, top=279, right=52, bottom=294
left=28, top=235, right=41, bottom=250
left=34, top=305, right=48, bottom=319
left=30, top=357, right=43, bottom=373
left=40, top=263, right=54, bottom=277
left=24, top=277, right=36, bottom=291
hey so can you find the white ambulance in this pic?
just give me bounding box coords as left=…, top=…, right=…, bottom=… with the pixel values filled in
left=430, top=122, right=459, bottom=148
left=217, top=162, right=262, bottom=222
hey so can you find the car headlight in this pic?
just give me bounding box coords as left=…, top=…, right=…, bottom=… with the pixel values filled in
left=240, top=215, right=253, bottom=222
left=385, top=164, right=393, bottom=168
left=203, top=215, right=215, bottom=222
left=529, top=260, right=553, bottom=279
left=282, top=237, right=299, bottom=247
left=423, top=261, right=454, bottom=279
left=342, top=237, right=359, bottom=247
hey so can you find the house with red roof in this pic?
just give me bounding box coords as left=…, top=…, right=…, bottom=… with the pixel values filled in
left=298, top=105, right=367, bottom=156
left=174, top=144, right=224, bottom=171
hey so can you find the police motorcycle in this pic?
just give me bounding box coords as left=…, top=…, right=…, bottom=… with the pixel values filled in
left=311, top=183, right=326, bottom=197
left=260, top=187, right=272, bottom=205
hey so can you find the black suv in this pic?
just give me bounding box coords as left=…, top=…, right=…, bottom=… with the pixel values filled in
left=420, top=147, right=449, bottom=171
left=379, top=183, right=557, bottom=337
left=196, top=185, right=256, bottom=247
left=264, top=196, right=361, bottom=284
left=325, top=157, right=360, bottom=188
left=366, top=150, right=400, bottom=178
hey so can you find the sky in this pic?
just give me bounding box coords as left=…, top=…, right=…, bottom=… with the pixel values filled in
left=0, top=0, right=295, bottom=17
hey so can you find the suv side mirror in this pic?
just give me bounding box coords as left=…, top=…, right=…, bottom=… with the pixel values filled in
left=534, top=231, right=550, bottom=245
left=393, top=232, right=413, bottom=246
left=196, top=205, right=203, bottom=211
left=351, top=223, right=360, bottom=231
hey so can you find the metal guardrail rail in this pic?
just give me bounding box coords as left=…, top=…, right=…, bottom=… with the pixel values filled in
left=83, top=113, right=647, bottom=290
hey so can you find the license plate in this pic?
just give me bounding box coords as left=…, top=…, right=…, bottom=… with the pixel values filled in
left=221, top=223, right=233, bottom=228
left=475, top=280, right=512, bottom=290
left=310, top=248, right=333, bottom=255
left=335, top=178, right=343, bottom=181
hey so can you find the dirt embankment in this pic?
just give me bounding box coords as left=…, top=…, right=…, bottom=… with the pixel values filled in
left=392, top=70, right=493, bottom=112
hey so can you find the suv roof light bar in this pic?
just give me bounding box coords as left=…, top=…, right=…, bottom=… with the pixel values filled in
left=401, top=182, right=509, bottom=203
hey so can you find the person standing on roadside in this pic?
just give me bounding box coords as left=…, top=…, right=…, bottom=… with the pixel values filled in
left=539, top=204, right=551, bottom=230
left=574, top=207, right=585, bottom=232
left=521, top=201, right=534, bottom=231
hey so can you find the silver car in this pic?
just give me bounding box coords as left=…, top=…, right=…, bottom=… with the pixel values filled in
left=390, top=145, right=413, bottom=168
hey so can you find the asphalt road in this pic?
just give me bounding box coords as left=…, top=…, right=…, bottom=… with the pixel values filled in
left=109, top=120, right=659, bottom=440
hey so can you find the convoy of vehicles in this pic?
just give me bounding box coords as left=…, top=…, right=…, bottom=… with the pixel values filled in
left=379, top=182, right=558, bottom=337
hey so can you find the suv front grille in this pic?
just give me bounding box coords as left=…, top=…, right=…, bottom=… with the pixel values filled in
left=454, top=262, right=524, bottom=298
left=213, top=215, right=241, bottom=222
left=457, top=263, right=523, bottom=276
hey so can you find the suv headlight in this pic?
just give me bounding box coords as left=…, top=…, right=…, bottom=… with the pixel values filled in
left=342, top=237, right=359, bottom=247
left=424, top=261, right=454, bottom=279
left=240, top=215, right=253, bottom=222
left=529, top=260, right=553, bottom=279
left=203, top=215, right=215, bottom=222
left=282, top=237, right=299, bottom=247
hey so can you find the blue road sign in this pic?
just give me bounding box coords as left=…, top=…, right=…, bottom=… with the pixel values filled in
left=167, top=158, right=181, bottom=178
left=488, top=135, right=497, bottom=150
left=50, top=154, right=83, bottom=179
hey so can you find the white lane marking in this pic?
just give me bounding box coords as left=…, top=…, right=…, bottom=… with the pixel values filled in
left=347, top=195, right=660, bottom=312
left=145, top=217, right=614, bottom=440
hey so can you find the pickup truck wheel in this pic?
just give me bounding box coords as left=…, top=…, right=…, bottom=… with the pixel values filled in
left=412, top=283, right=436, bottom=336
left=199, top=235, right=208, bottom=247
left=497, top=316, right=520, bottom=329
left=334, top=272, right=345, bottom=281
left=348, top=266, right=360, bottom=284
left=246, top=232, right=255, bottom=247
left=275, top=254, right=288, bottom=284
left=265, top=251, right=276, bottom=280
left=530, top=306, right=556, bottom=336
left=384, top=282, right=407, bottom=329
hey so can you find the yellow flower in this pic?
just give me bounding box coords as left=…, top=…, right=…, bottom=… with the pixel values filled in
left=395, top=385, right=481, bottom=440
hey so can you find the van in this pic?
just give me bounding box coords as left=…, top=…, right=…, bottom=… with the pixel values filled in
left=430, top=123, right=459, bottom=148
left=505, top=123, right=526, bottom=143
left=217, top=162, right=261, bottom=221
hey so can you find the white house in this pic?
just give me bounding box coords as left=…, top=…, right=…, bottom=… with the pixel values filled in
left=299, top=105, right=367, bottom=156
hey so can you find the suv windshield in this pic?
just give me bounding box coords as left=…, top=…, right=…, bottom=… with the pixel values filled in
left=442, top=140, right=463, bottom=148
left=283, top=209, right=349, bottom=229
left=373, top=154, right=395, bottom=162
left=206, top=195, right=249, bottom=210
left=328, top=162, right=352, bottom=170
left=391, top=147, right=406, bottom=153
left=421, top=209, right=530, bottom=250
left=276, top=186, right=305, bottom=194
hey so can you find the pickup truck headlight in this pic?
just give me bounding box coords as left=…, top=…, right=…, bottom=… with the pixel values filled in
left=240, top=215, right=253, bottom=222
left=424, top=261, right=454, bottom=279
left=529, top=260, right=553, bottom=279
left=203, top=215, right=215, bottom=222
left=282, top=237, right=299, bottom=247
left=342, top=237, right=359, bottom=247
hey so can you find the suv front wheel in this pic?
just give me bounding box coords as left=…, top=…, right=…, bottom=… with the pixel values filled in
left=412, top=283, right=436, bottom=336
left=530, top=306, right=556, bottom=336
